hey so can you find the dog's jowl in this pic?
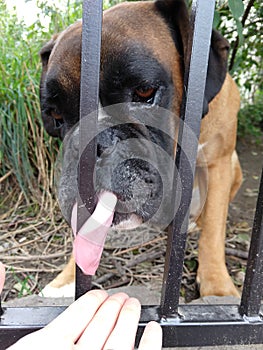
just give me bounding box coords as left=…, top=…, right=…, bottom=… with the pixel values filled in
left=39, top=0, right=242, bottom=298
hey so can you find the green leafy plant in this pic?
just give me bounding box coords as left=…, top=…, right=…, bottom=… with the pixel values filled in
left=238, top=91, right=263, bottom=140
left=213, top=0, right=262, bottom=138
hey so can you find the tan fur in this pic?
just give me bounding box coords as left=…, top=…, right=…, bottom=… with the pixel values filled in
left=48, top=254, right=75, bottom=288
left=196, top=74, right=242, bottom=296
left=42, top=2, right=242, bottom=298
left=48, top=22, right=82, bottom=91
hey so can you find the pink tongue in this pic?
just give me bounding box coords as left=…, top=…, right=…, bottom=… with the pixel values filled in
left=71, top=192, right=117, bottom=275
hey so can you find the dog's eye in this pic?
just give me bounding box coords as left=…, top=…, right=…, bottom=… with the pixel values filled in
left=54, top=118, right=64, bottom=129
left=49, top=108, right=64, bottom=129
left=50, top=108, right=62, bottom=120
left=133, top=87, right=156, bottom=104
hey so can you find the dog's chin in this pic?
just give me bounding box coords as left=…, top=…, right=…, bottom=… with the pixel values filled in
left=112, top=212, right=143, bottom=230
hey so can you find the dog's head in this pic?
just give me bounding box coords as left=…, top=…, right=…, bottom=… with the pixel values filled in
left=39, top=0, right=229, bottom=228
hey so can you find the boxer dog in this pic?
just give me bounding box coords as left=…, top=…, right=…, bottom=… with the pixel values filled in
left=39, top=0, right=242, bottom=298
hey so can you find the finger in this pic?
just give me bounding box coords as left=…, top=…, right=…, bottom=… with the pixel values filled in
left=0, top=262, right=5, bottom=293
left=44, top=289, right=108, bottom=343
left=138, top=321, right=162, bottom=350
left=77, top=292, right=129, bottom=349
left=7, top=328, right=73, bottom=350
left=103, top=297, right=141, bottom=350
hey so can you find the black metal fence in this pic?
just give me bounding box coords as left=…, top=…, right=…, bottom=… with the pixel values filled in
left=1, top=0, right=263, bottom=348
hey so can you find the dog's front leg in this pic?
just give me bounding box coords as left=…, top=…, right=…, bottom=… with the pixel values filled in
left=197, top=155, right=240, bottom=297
left=41, top=254, right=76, bottom=297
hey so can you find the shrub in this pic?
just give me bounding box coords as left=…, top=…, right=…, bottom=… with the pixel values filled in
left=238, top=92, right=263, bottom=141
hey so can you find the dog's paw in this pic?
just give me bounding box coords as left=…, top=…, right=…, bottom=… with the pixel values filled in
left=197, top=268, right=240, bottom=297
left=40, top=282, right=75, bottom=298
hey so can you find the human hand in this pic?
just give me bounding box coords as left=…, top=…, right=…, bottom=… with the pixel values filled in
left=8, top=290, right=162, bottom=350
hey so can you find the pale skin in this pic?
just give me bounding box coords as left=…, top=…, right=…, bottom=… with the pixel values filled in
left=0, top=263, right=162, bottom=350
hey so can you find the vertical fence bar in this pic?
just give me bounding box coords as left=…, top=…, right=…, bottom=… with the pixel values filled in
left=160, top=0, right=215, bottom=317
left=239, top=168, right=263, bottom=317
left=0, top=296, right=3, bottom=317
left=76, top=0, right=103, bottom=300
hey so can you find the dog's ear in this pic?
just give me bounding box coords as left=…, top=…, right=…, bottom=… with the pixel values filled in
left=204, top=30, right=229, bottom=115
left=39, top=35, right=64, bottom=138
left=39, top=35, right=58, bottom=67
left=155, top=0, right=190, bottom=59
left=155, top=0, right=229, bottom=116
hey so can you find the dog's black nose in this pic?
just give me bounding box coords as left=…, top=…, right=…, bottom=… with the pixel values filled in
left=111, top=158, right=162, bottom=212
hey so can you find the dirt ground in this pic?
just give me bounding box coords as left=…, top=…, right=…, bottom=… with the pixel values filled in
left=230, top=137, right=262, bottom=226
left=1, top=136, right=262, bottom=303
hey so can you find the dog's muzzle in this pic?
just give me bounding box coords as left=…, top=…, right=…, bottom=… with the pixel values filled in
left=58, top=104, right=176, bottom=229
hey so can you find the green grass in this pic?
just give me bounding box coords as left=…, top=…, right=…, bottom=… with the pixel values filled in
left=12, top=271, right=35, bottom=298
left=1, top=4, right=45, bottom=199
left=0, top=1, right=82, bottom=214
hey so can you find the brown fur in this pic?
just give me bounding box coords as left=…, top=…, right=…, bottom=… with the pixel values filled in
left=41, top=1, right=242, bottom=297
